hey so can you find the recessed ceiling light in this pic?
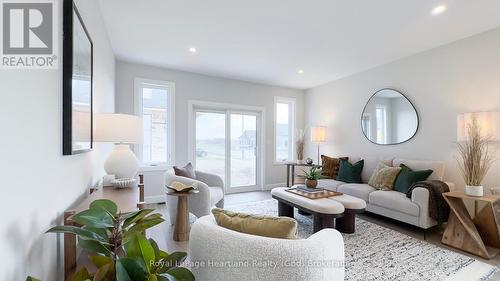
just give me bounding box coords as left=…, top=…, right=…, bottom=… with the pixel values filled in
left=297, top=69, right=304, bottom=74
left=189, top=47, right=197, bottom=53
left=432, top=5, right=447, bottom=15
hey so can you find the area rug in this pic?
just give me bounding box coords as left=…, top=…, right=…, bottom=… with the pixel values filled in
left=226, top=199, right=498, bottom=281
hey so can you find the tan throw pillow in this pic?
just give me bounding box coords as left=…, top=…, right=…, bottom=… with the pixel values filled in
left=321, top=155, right=349, bottom=179
left=368, top=162, right=401, bottom=191
left=212, top=208, right=298, bottom=239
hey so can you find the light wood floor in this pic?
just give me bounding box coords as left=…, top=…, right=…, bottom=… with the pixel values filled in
left=146, top=191, right=500, bottom=280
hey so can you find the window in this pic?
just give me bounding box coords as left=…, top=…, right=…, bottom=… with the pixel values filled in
left=274, top=97, right=295, bottom=163
left=134, top=78, right=175, bottom=165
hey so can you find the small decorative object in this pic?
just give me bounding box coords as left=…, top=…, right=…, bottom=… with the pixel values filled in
left=302, top=166, right=323, bottom=188
left=306, top=157, right=313, bottom=165
left=456, top=114, right=495, bottom=197
left=311, top=126, right=327, bottom=164
left=168, top=181, right=198, bottom=192
left=102, top=174, right=116, bottom=186
left=46, top=199, right=195, bottom=281
left=490, top=187, right=500, bottom=196
left=111, top=178, right=136, bottom=189
left=296, top=128, right=306, bottom=164
left=63, top=0, right=94, bottom=155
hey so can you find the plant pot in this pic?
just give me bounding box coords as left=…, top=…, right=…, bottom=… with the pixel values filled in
left=305, top=179, right=318, bottom=188
left=465, top=185, right=484, bottom=197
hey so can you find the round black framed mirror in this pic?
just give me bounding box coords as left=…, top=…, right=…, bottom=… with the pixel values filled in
left=361, top=88, right=419, bottom=145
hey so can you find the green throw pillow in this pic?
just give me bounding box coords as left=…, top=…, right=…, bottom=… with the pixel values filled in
left=393, top=164, right=433, bottom=194
left=336, top=159, right=364, bottom=183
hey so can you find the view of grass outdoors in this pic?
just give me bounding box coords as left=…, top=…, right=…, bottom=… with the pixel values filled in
left=195, top=111, right=257, bottom=188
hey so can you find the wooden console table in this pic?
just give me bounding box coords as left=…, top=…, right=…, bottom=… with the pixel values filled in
left=441, top=191, right=500, bottom=259
left=284, top=163, right=322, bottom=187
left=63, top=175, right=145, bottom=280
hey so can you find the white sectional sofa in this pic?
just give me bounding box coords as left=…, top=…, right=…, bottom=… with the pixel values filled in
left=189, top=215, right=345, bottom=281
left=318, top=157, right=455, bottom=229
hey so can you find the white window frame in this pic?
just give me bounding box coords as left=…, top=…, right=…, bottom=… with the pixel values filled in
left=134, top=77, right=175, bottom=167
left=274, top=96, right=296, bottom=164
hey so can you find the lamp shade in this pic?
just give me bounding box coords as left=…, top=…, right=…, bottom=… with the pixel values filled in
left=457, top=112, right=500, bottom=142
left=94, top=113, right=144, bottom=144
left=311, top=126, right=327, bottom=143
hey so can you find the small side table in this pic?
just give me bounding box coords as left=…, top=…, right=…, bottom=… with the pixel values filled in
left=284, top=163, right=322, bottom=187
left=166, top=189, right=199, bottom=242
left=442, top=191, right=500, bottom=259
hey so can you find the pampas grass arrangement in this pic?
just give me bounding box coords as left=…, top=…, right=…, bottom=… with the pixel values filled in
left=456, top=116, right=494, bottom=187
left=296, top=128, right=306, bottom=161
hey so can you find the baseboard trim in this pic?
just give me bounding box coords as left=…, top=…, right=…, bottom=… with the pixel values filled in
left=145, top=195, right=165, bottom=204
left=263, top=183, right=286, bottom=191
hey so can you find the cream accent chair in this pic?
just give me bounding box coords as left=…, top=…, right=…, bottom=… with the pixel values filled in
left=165, top=170, right=224, bottom=224
left=189, top=215, right=345, bottom=281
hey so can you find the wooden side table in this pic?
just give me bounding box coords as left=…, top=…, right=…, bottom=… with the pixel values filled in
left=284, top=163, right=322, bottom=187
left=167, top=189, right=199, bottom=242
left=442, top=191, right=500, bottom=259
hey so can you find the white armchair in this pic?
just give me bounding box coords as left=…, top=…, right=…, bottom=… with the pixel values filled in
left=189, top=215, right=345, bottom=281
left=165, top=170, right=224, bottom=224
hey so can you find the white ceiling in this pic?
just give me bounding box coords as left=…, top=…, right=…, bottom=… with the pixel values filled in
left=98, top=0, right=500, bottom=89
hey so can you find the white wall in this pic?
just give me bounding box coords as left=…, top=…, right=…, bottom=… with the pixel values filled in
left=0, top=0, right=115, bottom=279
left=115, top=61, right=305, bottom=200
left=305, top=27, right=500, bottom=190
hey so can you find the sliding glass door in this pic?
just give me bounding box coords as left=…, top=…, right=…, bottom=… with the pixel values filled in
left=194, top=108, right=261, bottom=193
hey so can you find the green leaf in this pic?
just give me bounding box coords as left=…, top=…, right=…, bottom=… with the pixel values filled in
left=156, top=252, right=187, bottom=273
left=149, top=238, right=162, bottom=261
left=127, top=217, right=165, bottom=234
left=148, top=274, right=158, bottom=281
left=78, top=237, right=111, bottom=256
left=165, top=267, right=195, bottom=281
left=116, top=258, right=148, bottom=281
left=122, top=209, right=154, bottom=229
left=90, top=199, right=118, bottom=216
left=84, top=226, right=109, bottom=241
left=89, top=255, right=112, bottom=268
left=124, top=233, right=155, bottom=273
left=70, top=267, right=92, bottom=281
left=93, top=263, right=111, bottom=281
left=46, top=225, right=107, bottom=242
left=157, top=276, right=174, bottom=281
left=72, top=208, right=114, bottom=228
left=26, top=277, right=41, bottom=281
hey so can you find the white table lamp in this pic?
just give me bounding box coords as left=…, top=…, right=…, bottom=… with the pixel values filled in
left=94, top=113, right=143, bottom=179
left=311, top=126, right=327, bottom=164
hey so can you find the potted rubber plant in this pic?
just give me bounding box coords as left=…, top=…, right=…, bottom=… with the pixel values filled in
left=36, top=199, right=194, bottom=281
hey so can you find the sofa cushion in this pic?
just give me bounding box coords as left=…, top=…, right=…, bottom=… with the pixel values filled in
left=337, top=159, right=364, bottom=183
left=368, top=190, right=420, bottom=217
left=393, top=158, right=444, bottom=181
left=317, top=179, right=345, bottom=191
left=321, top=155, right=348, bottom=179
left=212, top=208, right=298, bottom=239
left=173, top=162, right=196, bottom=179
left=393, top=164, right=433, bottom=194
left=368, top=162, right=402, bottom=191
left=361, top=157, right=393, bottom=184
left=337, top=183, right=376, bottom=202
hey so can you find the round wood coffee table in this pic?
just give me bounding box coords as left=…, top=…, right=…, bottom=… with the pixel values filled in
left=166, top=189, right=199, bottom=241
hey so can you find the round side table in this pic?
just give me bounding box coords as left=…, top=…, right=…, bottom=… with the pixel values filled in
left=166, top=189, right=199, bottom=242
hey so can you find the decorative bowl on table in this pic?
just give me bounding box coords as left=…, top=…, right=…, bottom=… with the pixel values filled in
left=111, top=178, right=136, bottom=189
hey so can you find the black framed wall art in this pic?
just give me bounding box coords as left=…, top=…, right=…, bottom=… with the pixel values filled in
left=62, top=0, right=93, bottom=155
